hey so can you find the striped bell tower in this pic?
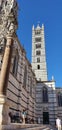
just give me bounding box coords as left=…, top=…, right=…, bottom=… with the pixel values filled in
left=32, top=24, right=48, bottom=81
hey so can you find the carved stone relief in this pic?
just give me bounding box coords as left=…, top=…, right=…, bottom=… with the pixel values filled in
left=0, top=0, right=18, bottom=43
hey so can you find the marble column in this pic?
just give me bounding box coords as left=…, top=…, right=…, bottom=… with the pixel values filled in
left=0, top=36, right=13, bottom=125
left=0, top=36, right=13, bottom=95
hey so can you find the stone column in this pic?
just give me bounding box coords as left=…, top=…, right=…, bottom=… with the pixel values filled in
left=0, top=36, right=13, bottom=95
left=0, top=0, right=18, bottom=126
left=0, top=36, right=13, bottom=125
left=0, top=95, right=9, bottom=125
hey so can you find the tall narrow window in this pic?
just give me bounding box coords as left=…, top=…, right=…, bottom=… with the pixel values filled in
left=43, top=87, right=48, bottom=103
left=58, top=93, right=62, bottom=107
left=23, top=65, right=27, bottom=88
left=30, top=78, right=32, bottom=97
left=12, top=52, right=19, bottom=76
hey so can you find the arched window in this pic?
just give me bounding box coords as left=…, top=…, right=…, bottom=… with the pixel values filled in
left=43, top=87, right=48, bottom=103
left=58, top=93, right=62, bottom=107
left=37, top=65, right=40, bottom=69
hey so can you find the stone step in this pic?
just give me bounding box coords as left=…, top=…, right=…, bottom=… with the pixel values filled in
left=18, top=126, right=56, bottom=130
left=20, top=126, right=50, bottom=130
left=0, top=124, right=56, bottom=130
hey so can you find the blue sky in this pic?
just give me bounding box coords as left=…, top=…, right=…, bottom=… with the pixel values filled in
left=17, top=0, right=62, bottom=87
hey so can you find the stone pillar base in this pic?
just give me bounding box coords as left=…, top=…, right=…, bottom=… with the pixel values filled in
left=0, top=95, right=9, bottom=125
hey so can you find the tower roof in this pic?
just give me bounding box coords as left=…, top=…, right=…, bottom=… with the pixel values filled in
left=36, top=24, right=40, bottom=30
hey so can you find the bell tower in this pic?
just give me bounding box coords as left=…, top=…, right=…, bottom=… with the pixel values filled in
left=32, top=24, right=48, bottom=81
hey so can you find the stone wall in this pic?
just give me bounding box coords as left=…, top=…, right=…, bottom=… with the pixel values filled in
left=35, top=81, right=57, bottom=125
left=0, top=36, right=36, bottom=122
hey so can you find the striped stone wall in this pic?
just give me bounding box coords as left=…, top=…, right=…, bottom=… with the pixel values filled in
left=35, top=81, right=57, bottom=125
left=0, top=37, right=36, bottom=122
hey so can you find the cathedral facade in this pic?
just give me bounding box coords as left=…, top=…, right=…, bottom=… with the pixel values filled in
left=0, top=24, right=62, bottom=125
